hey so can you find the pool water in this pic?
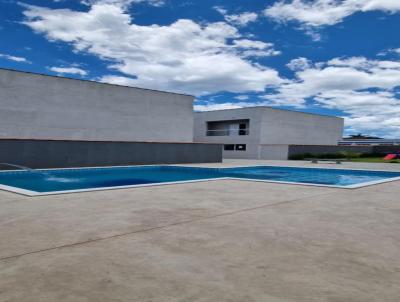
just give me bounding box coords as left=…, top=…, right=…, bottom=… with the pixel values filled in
left=0, top=165, right=399, bottom=195
left=0, top=166, right=224, bottom=193
left=222, top=166, right=400, bottom=186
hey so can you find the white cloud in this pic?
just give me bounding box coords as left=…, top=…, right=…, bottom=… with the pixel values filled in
left=234, top=95, right=249, bottom=100
left=225, top=12, right=258, bottom=26
left=316, top=90, right=400, bottom=137
left=361, top=0, right=400, bottom=11
left=201, top=56, right=400, bottom=137
left=0, top=53, right=30, bottom=63
left=213, top=6, right=228, bottom=15
left=49, top=66, right=88, bottom=76
left=20, top=2, right=400, bottom=137
left=272, top=57, right=400, bottom=105
left=214, top=6, right=258, bottom=27
left=233, top=39, right=281, bottom=57
left=81, top=0, right=164, bottom=8
left=194, top=98, right=300, bottom=112
left=377, top=48, right=400, bottom=57
left=194, top=101, right=250, bottom=112
left=389, top=48, right=400, bottom=55
left=233, top=39, right=271, bottom=49
left=22, top=3, right=282, bottom=95
left=286, top=57, right=310, bottom=71
left=265, top=56, right=400, bottom=137
left=264, top=0, right=400, bottom=27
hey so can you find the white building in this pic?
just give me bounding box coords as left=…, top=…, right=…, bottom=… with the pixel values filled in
left=0, top=68, right=221, bottom=167
left=0, top=68, right=194, bottom=142
left=194, top=107, right=344, bottom=159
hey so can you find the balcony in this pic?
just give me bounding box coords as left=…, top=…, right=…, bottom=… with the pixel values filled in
left=206, top=129, right=249, bottom=136
left=206, top=119, right=250, bottom=137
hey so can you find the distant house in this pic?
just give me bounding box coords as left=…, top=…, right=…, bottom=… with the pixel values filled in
left=339, top=139, right=400, bottom=146
left=194, top=107, right=344, bottom=159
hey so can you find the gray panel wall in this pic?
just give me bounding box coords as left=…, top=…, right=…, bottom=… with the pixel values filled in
left=258, top=145, right=289, bottom=160
left=194, top=107, right=344, bottom=160
left=260, top=108, right=344, bottom=145
left=0, top=140, right=222, bottom=169
left=0, top=69, right=194, bottom=142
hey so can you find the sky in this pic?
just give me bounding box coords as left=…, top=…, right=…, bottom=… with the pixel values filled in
left=0, top=0, right=399, bottom=138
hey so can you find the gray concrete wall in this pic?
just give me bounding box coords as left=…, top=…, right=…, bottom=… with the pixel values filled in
left=194, top=107, right=344, bottom=160
left=258, top=145, right=289, bottom=160
left=260, top=108, right=344, bottom=145
left=194, top=108, right=263, bottom=159
left=0, top=139, right=222, bottom=169
left=0, top=69, right=194, bottom=142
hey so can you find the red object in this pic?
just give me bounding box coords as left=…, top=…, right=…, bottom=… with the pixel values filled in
left=384, top=154, right=397, bottom=160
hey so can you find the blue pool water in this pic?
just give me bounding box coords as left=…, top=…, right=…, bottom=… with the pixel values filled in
left=0, top=165, right=399, bottom=194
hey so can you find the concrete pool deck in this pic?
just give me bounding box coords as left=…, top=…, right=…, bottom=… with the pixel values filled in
left=0, top=159, right=399, bottom=301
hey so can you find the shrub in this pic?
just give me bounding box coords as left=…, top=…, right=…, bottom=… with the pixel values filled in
left=289, top=151, right=380, bottom=160
left=289, top=153, right=313, bottom=160
left=359, top=152, right=384, bottom=158
left=338, top=151, right=362, bottom=158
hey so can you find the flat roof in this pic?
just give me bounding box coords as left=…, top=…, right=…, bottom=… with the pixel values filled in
left=0, top=67, right=194, bottom=98
left=195, top=105, right=343, bottom=119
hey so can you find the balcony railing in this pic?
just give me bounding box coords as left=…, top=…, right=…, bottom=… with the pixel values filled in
left=206, top=129, right=249, bottom=136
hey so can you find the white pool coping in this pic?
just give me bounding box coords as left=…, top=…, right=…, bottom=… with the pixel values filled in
left=1, top=165, right=400, bottom=197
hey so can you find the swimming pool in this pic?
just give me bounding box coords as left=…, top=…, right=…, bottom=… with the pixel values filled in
left=0, top=165, right=399, bottom=196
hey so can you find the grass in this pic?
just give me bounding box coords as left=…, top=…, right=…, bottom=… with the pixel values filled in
left=347, top=157, right=400, bottom=163
left=290, top=152, right=400, bottom=163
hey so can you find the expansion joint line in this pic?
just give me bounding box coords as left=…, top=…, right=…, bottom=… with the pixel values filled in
left=0, top=190, right=335, bottom=262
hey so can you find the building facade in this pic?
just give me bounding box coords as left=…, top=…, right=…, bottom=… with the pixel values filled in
left=194, top=107, right=344, bottom=159
left=0, top=68, right=194, bottom=142
left=0, top=68, right=222, bottom=167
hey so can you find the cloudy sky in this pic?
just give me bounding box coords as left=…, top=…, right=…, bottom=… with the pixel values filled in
left=1, top=0, right=399, bottom=138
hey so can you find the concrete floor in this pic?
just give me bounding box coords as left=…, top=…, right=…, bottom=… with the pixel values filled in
left=0, top=160, right=399, bottom=302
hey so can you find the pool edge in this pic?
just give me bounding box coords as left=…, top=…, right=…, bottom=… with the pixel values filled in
left=1, top=165, right=400, bottom=196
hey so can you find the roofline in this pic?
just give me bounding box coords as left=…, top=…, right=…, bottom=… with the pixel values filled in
left=194, top=105, right=343, bottom=119
left=0, top=67, right=195, bottom=98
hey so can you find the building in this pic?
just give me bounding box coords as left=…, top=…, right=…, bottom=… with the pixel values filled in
left=0, top=68, right=221, bottom=167
left=0, top=68, right=194, bottom=142
left=339, top=139, right=400, bottom=146
left=194, top=107, right=344, bottom=159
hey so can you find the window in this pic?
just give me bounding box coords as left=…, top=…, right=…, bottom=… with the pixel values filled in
left=235, top=144, right=246, bottom=151
left=224, top=144, right=246, bottom=151
left=238, top=123, right=247, bottom=135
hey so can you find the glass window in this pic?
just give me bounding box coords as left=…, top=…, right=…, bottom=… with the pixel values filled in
left=235, top=144, right=246, bottom=151
left=239, top=123, right=247, bottom=135
left=224, top=144, right=235, bottom=151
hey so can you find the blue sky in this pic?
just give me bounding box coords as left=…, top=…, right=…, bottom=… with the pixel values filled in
left=1, top=0, right=400, bottom=138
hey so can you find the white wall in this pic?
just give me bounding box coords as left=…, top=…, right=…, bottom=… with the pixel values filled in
left=260, top=108, right=344, bottom=145
left=0, top=69, right=194, bottom=142
left=194, top=107, right=344, bottom=160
